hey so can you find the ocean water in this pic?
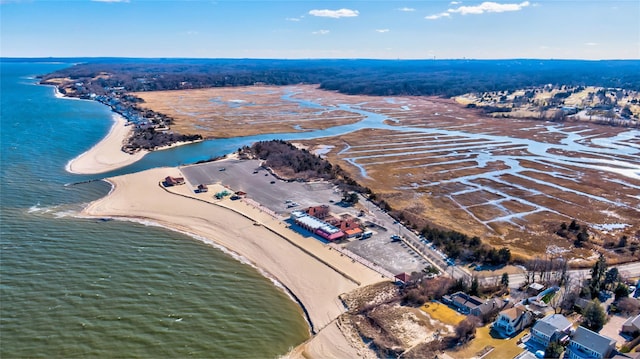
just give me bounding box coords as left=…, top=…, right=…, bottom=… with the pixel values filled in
left=0, top=62, right=309, bottom=358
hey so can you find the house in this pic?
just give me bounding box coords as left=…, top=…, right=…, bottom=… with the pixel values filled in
left=163, top=176, right=185, bottom=187
left=566, top=326, right=616, bottom=359
left=622, top=314, right=640, bottom=335
left=529, top=314, right=572, bottom=348
left=492, top=306, right=534, bottom=337
left=443, top=292, right=500, bottom=317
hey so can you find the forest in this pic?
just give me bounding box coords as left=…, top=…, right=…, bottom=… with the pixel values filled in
left=40, top=58, right=640, bottom=98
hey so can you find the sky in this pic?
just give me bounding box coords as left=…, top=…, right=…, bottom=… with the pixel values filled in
left=1, top=0, right=639, bottom=59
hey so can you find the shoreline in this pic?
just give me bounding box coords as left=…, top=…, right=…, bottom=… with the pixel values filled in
left=65, top=113, right=147, bottom=174
left=81, top=167, right=384, bottom=358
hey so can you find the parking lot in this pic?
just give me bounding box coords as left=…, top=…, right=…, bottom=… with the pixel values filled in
left=180, top=158, right=437, bottom=274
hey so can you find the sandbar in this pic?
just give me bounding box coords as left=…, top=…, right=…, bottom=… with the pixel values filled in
left=82, top=166, right=384, bottom=357
left=66, top=114, right=146, bottom=174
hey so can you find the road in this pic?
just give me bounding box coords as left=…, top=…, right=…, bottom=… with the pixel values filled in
left=481, top=261, right=640, bottom=289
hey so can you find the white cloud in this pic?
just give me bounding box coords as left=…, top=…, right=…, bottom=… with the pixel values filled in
left=312, top=29, right=330, bottom=35
left=375, top=29, right=390, bottom=33
left=450, top=1, right=461, bottom=4
left=397, top=7, right=415, bottom=12
left=186, top=30, right=199, bottom=35
left=308, top=8, right=359, bottom=18
left=285, top=17, right=301, bottom=22
left=91, top=0, right=129, bottom=2
left=447, top=1, right=530, bottom=15
left=425, top=12, right=451, bottom=20
left=585, top=42, right=598, bottom=46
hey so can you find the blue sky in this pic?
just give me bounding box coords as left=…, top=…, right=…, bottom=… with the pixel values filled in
left=1, top=0, right=638, bottom=59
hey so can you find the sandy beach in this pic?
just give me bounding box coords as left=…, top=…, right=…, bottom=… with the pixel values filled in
left=66, top=114, right=146, bottom=174
left=82, top=167, right=384, bottom=358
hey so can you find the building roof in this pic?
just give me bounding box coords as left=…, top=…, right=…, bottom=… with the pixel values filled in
left=529, top=283, right=545, bottom=291
left=395, top=272, right=411, bottom=282
left=570, top=326, right=616, bottom=355
left=533, top=314, right=572, bottom=337
left=344, top=228, right=363, bottom=236
left=501, top=307, right=525, bottom=321
left=623, top=314, right=640, bottom=330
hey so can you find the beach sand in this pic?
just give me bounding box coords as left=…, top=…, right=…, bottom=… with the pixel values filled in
left=66, top=114, right=146, bottom=175
left=82, top=167, right=384, bottom=357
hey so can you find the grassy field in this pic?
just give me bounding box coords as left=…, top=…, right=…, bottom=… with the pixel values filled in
left=447, top=324, right=529, bottom=359
left=421, top=302, right=465, bottom=326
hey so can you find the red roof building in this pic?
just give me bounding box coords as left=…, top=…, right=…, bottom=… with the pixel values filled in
left=394, top=272, right=411, bottom=283
left=306, top=205, right=329, bottom=219
left=163, top=176, right=185, bottom=187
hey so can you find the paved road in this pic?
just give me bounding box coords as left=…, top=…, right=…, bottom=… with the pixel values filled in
left=481, top=261, right=640, bottom=289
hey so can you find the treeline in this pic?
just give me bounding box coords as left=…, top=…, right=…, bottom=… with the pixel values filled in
left=420, top=225, right=511, bottom=266
left=123, top=128, right=202, bottom=153
left=41, top=58, right=640, bottom=98
left=238, top=140, right=370, bottom=194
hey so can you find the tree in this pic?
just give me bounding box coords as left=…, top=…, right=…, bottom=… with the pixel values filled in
left=617, top=297, right=640, bottom=316
left=614, top=283, right=630, bottom=300
left=604, top=268, right=620, bottom=291
left=501, top=272, right=509, bottom=288
left=545, top=342, right=564, bottom=359
left=455, top=315, right=481, bottom=344
left=470, top=276, right=480, bottom=296
left=589, top=254, right=607, bottom=297
left=581, top=299, right=607, bottom=332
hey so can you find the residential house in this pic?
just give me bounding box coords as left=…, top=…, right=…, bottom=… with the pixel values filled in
left=622, top=314, right=640, bottom=336
left=442, top=292, right=501, bottom=318
left=566, top=326, right=616, bottom=359
left=529, top=314, right=572, bottom=348
left=493, top=306, right=534, bottom=337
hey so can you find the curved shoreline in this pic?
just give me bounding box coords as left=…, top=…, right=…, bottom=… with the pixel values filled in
left=81, top=167, right=383, bottom=358
left=66, top=113, right=147, bottom=174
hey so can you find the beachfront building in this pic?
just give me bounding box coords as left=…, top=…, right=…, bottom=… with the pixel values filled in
left=529, top=314, right=572, bottom=348
left=163, top=176, right=185, bottom=187
left=566, top=326, right=616, bottom=359
left=492, top=306, right=534, bottom=337
left=306, top=205, right=329, bottom=219
left=290, top=211, right=344, bottom=242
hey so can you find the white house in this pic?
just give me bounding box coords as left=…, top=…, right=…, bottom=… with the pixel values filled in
left=493, top=306, right=534, bottom=337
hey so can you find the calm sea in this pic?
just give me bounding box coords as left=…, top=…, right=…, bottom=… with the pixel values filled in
left=0, top=62, right=309, bottom=358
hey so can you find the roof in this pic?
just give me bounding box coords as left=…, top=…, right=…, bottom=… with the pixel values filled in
left=500, top=307, right=524, bottom=320
left=529, top=283, right=545, bottom=291
left=533, top=314, right=571, bottom=338
left=623, top=314, right=640, bottom=330
left=570, top=326, right=616, bottom=355
left=344, top=228, right=363, bottom=236
left=395, top=272, right=411, bottom=282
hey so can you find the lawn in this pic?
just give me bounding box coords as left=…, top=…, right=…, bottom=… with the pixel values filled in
left=421, top=302, right=465, bottom=326
left=447, top=324, right=529, bottom=359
